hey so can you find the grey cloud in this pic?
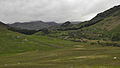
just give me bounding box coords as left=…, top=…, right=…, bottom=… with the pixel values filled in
left=0, top=0, right=120, bottom=23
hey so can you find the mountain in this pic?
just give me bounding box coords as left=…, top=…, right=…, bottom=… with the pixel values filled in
left=37, top=5, right=120, bottom=41
left=71, top=21, right=81, bottom=24
left=0, top=21, right=8, bottom=30
left=8, top=21, right=58, bottom=30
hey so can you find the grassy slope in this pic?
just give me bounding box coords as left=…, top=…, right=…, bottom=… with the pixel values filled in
left=0, top=22, right=78, bottom=55
left=78, top=15, right=120, bottom=40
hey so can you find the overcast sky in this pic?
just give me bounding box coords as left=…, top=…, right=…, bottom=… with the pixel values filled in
left=0, top=0, right=120, bottom=23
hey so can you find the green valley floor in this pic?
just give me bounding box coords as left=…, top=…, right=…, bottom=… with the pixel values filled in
left=0, top=43, right=120, bottom=68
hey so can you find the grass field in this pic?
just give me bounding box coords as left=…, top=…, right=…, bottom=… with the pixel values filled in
left=0, top=43, right=120, bottom=68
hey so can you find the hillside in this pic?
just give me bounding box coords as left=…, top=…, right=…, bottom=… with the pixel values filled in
left=8, top=21, right=58, bottom=30
left=69, top=5, right=120, bottom=40
left=0, top=21, right=8, bottom=30
left=0, top=21, right=76, bottom=55
left=37, top=5, right=120, bottom=41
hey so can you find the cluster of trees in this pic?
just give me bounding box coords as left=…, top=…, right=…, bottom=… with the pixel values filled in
left=68, top=30, right=85, bottom=39
left=111, top=32, right=120, bottom=41
left=41, top=28, right=51, bottom=34
left=8, top=27, right=39, bottom=35
left=68, top=30, right=120, bottom=41
left=90, top=41, right=120, bottom=47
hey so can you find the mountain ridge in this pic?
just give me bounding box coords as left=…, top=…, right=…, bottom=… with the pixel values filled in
left=8, top=21, right=58, bottom=30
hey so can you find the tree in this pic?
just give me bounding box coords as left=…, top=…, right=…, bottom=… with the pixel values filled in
left=111, top=32, right=120, bottom=41
left=41, top=28, right=50, bottom=34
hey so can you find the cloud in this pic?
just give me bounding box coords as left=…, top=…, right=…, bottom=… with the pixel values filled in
left=0, top=0, right=119, bottom=23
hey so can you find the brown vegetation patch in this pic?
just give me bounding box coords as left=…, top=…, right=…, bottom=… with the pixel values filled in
left=75, top=55, right=108, bottom=59
left=102, top=17, right=120, bottom=31
left=72, top=48, right=86, bottom=50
